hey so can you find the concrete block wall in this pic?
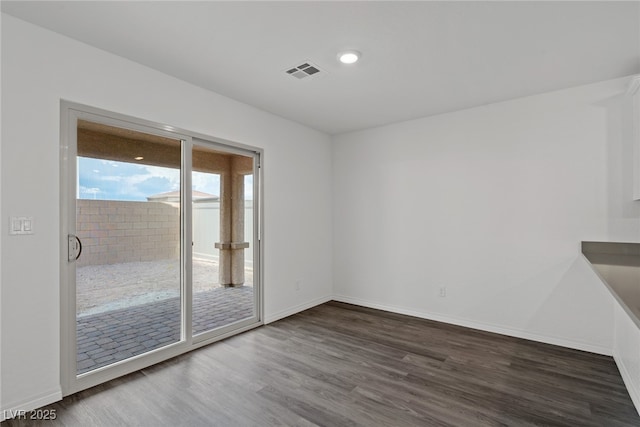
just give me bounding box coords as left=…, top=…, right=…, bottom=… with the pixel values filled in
left=76, top=200, right=180, bottom=266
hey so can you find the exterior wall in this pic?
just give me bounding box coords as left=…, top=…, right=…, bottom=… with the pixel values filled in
left=192, top=201, right=219, bottom=261
left=76, top=199, right=253, bottom=267
left=76, top=200, right=179, bottom=266
left=192, top=200, right=253, bottom=264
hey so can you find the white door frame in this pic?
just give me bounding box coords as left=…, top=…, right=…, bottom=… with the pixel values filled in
left=60, top=101, right=263, bottom=396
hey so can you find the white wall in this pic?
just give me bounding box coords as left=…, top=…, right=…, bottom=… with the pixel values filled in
left=333, top=77, right=640, bottom=355
left=0, top=14, right=333, bottom=412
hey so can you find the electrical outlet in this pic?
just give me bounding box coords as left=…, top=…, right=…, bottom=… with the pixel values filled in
left=439, top=286, right=446, bottom=297
left=295, top=280, right=301, bottom=291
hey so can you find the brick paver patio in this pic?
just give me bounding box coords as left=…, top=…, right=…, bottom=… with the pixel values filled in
left=76, top=286, right=254, bottom=374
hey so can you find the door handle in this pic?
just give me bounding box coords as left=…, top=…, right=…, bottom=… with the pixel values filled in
left=68, top=234, right=82, bottom=262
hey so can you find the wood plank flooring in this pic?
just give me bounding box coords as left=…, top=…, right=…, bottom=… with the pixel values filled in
left=3, top=301, right=639, bottom=426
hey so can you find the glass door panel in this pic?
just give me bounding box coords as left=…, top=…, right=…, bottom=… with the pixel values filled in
left=191, top=144, right=255, bottom=336
left=75, top=119, right=182, bottom=374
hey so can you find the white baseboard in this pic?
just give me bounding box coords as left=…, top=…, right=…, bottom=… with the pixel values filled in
left=264, top=295, right=332, bottom=324
left=613, top=350, right=640, bottom=416
left=1, top=388, right=62, bottom=422
left=332, top=295, right=612, bottom=356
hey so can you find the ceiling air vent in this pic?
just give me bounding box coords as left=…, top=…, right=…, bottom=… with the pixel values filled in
left=285, top=61, right=323, bottom=80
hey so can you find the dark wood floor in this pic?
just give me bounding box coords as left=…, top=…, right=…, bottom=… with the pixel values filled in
left=3, top=301, right=639, bottom=426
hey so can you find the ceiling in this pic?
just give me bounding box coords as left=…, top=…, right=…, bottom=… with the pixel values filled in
left=2, top=1, right=639, bottom=135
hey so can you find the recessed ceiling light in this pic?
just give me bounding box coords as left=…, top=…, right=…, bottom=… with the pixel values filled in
left=338, top=50, right=361, bottom=64
left=134, top=156, right=144, bottom=160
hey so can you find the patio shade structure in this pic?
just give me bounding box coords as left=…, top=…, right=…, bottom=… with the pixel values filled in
left=77, top=119, right=253, bottom=286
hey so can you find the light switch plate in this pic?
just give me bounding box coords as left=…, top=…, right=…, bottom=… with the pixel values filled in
left=9, top=216, right=34, bottom=235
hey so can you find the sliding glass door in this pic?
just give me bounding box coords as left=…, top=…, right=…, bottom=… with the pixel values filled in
left=62, top=103, right=262, bottom=395
left=191, top=143, right=257, bottom=337
left=75, top=120, right=184, bottom=375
